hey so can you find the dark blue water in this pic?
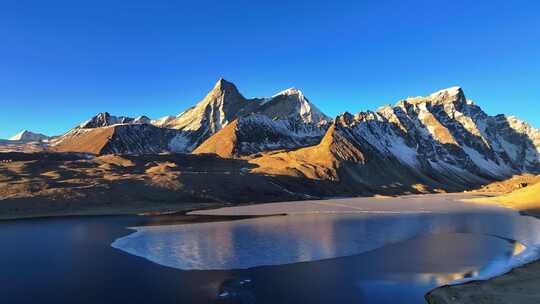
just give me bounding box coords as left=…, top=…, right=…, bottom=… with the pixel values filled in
left=0, top=212, right=538, bottom=304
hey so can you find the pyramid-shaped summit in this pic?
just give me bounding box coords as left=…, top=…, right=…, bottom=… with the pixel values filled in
left=161, top=78, right=330, bottom=152
left=160, top=78, right=258, bottom=146
left=192, top=81, right=331, bottom=157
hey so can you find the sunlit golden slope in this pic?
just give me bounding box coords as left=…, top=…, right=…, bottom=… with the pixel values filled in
left=468, top=180, right=540, bottom=211
left=192, top=120, right=239, bottom=158
left=248, top=123, right=364, bottom=180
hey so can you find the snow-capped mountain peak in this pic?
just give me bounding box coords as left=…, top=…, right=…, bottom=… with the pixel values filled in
left=80, top=112, right=124, bottom=128
left=262, top=87, right=329, bottom=123
left=133, top=116, right=151, bottom=124
left=151, top=115, right=176, bottom=127
left=9, top=130, right=49, bottom=142
left=429, top=86, right=463, bottom=98
left=272, top=87, right=304, bottom=98
left=163, top=78, right=251, bottom=132
left=399, top=86, right=468, bottom=108
left=213, top=77, right=238, bottom=93
left=79, top=112, right=151, bottom=129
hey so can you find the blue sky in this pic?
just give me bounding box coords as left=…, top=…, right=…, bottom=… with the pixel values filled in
left=1, top=0, right=539, bottom=138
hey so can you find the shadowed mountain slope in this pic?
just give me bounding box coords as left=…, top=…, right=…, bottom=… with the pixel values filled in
left=52, top=124, right=182, bottom=155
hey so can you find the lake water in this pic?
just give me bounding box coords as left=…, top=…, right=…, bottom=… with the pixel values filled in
left=3, top=200, right=540, bottom=303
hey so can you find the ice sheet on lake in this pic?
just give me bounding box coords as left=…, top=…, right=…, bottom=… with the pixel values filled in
left=112, top=208, right=540, bottom=275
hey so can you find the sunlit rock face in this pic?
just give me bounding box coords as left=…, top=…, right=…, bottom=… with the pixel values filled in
left=112, top=210, right=540, bottom=279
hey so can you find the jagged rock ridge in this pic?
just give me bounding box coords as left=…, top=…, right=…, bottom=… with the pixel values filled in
left=244, top=86, right=540, bottom=193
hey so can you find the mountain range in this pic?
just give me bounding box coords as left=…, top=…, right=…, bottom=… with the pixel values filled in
left=3, top=79, right=540, bottom=193
left=48, top=79, right=331, bottom=155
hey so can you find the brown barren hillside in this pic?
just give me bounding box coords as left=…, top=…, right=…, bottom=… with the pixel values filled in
left=471, top=174, right=540, bottom=194
left=249, top=123, right=363, bottom=180
left=0, top=152, right=360, bottom=219
left=192, top=120, right=239, bottom=158
left=52, top=124, right=180, bottom=155
left=53, top=127, right=114, bottom=154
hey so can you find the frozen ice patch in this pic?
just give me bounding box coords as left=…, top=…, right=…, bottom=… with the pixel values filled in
left=112, top=212, right=540, bottom=275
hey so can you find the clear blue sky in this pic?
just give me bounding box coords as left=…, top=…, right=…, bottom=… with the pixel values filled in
left=1, top=0, right=539, bottom=138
